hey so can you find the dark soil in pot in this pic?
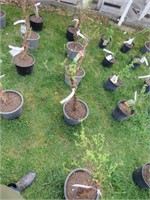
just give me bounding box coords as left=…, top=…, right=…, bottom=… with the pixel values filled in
left=66, top=170, right=97, bottom=200
left=68, top=42, right=84, bottom=52
left=65, top=99, right=87, bottom=120
left=0, top=92, right=21, bottom=113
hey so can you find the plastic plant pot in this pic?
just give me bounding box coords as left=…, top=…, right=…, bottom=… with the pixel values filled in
left=120, top=43, right=134, bottom=53
left=99, top=34, right=111, bottom=49
left=63, top=99, right=89, bottom=125
left=0, top=90, right=23, bottom=120
left=29, top=14, right=43, bottom=31
left=66, top=42, right=84, bottom=60
left=0, top=9, right=6, bottom=29
left=66, top=25, right=75, bottom=41
left=129, top=56, right=141, bottom=70
left=65, top=67, right=85, bottom=86
left=13, top=54, right=35, bottom=76
left=112, top=100, right=135, bottom=121
left=132, top=163, right=150, bottom=189
left=144, top=80, right=150, bottom=93
left=102, top=54, right=117, bottom=68
left=141, top=41, right=150, bottom=54
left=21, top=32, right=40, bottom=50
left=103, top=75, right=122, bottom=91
left=64, top=168, right=100, bottom=200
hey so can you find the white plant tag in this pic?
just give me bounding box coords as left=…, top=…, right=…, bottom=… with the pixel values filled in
left=106, top=55, right=113, bottom=61
left=134, top=91, right=137, bottom=102
left=14, top=19, right=25, bottom=26
left=124, top=38, right=134, bottom=45
left=110, top=75, right=118, bottom=84
left=60, top=88, right=76, bottom=104
left=72, top=18, right=79, bottom=28
left=72, top=184, right=102, bottom=196
left=35, top=2, right=41, bottom=7
left=103, top=48, right=114, bottom=55
left=20, top=24, right=26, bottom=34
left=140, top=57, right=148, bottom=66
left=125, top=99, right=135, bottom=107
left=9, top=45, right=24, bottom=57
left=74, top=51, right=84, bottom=62
left=77, top=30, right=85, bottom=39
left=138, top=74, right=150, bottom=79
left=0, top=74, right=5, bottom=79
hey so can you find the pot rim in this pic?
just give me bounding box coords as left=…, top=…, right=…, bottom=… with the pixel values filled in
left=142, top=162, right=150, bottom=187
left=21, top=31, right=40, bottom=40
left=64, top=168, right=100, bottom=200
left=0, top=90, right=23, bottom=114
left=63, top=98, right=89, bottom=122
left=67, top=42, right=84, bottom=53
left=29, top=14, right=44, bottom=22
left=145, top=41, right=150, bottom=50
left=65, top=66, right=86, bottom=78
left=12, top=53, right=35, bottom=68
left=0, top=9, right=6, bottom=18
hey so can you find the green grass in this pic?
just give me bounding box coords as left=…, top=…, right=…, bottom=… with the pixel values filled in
left=0, top=3, right=150, bottom=200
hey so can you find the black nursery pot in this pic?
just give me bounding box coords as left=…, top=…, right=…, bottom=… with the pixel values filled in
left=13, top=55, right=35, bottom=76
left=102, top=55, right=117, bottom=68
left=112, top=100, right=134, bottom=122
left=121, top=43, right=134, bottom=53
left=99, top=34, right=111, bottom=49
left=66, top=25, right=75, bottom=41
left=129, top=56, right=141, bottom=70
left=30, top=14, right=43, bottom=31
left=132, top=163, right=150, bottom=189
left=15, top=64, right=34, bottom=76
left=145, top=80, right=150, bottom=93
left=141, top=41, right=150, bottom=54
left=103, top=75, right=122, bottom=91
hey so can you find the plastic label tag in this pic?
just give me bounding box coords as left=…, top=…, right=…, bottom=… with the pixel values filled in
left=60, top=88, right=76, bottom=104
left=20, top=24, right=26, bottom=34
left=110, top=75, right=118, bottom=84
left=124, top=38, right=134, bottom=45
left=124, top=99, right=135, bottom=107
left=106, top=55, right=113, bottom=61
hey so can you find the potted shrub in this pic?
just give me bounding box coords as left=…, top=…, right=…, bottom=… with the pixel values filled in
left=65, top=52, right=85, bottom=86
left=66, top=30, right=85, bottom=60
left=64, top=127, right=118, bottom=199
left=29, top=2, right=44, bottom=31
left=112, top=91, right=139, bottom=121
left=98, top=28, right=113, bottom=49
left=129, top=55, right=148, bottom=70
left=132, top=163, right=150, bottom=189
left=138, top=75, right=150, bottom=93
left=102, top=49, right=118, bottom=68
left=60, top=63, right=89, bottom=125
left=103, top=58, right=138, bottom=91
left=12, top=0, right=36, bottom=76
left=0, top=9, right=6, bottom=29
left=66, top=18, right=81, bottom=41
left=120, top=38, right=134, bottom=53
left=0, top=83, right=23, bottom=120
left=141, top=41, right=150, bottom=54
left=103, top=74, right=122, bottom=91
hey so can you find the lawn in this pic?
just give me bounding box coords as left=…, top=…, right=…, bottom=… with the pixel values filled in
left=0, top=3, right=150, bottom=200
